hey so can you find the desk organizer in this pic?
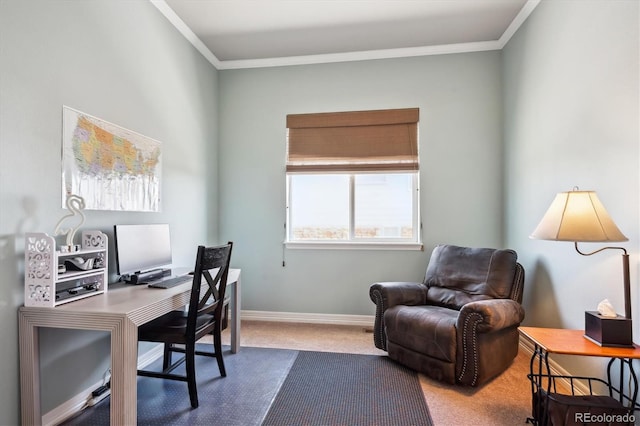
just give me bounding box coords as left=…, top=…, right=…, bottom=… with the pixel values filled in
left=25, top=230, right=108, bottom=307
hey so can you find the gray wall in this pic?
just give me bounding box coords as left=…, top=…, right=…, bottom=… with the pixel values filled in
left=503, top=0, right=639, bottom=376
left=0, top=0, right=219, bottom=423
left=218, top=52, right=505, bottom=315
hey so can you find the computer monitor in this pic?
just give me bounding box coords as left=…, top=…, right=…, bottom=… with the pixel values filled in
left=114, top=223, right=172, bottom=278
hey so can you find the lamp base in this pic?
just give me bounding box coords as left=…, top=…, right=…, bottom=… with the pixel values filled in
left=584, top=311, right=634, bottom=348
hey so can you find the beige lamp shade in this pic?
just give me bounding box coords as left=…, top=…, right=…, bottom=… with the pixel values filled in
left=530, top=190, right=628, bottom=242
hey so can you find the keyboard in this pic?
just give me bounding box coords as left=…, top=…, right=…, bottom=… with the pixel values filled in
left=147, top=275, right=191, bottom=289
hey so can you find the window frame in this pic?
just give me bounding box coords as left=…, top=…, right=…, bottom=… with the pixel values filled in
left=285, top=170, right=422, bottom=250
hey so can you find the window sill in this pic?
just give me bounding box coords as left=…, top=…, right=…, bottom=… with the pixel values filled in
left=284, top=241, right=424, bottom=251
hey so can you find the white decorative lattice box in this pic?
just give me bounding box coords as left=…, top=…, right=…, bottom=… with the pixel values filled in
left=24, top=230, right=108, bottom=307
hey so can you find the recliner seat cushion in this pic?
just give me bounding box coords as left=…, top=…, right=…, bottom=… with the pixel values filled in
left=424, top=245, right=518, bottom=310
left=384, top=305, right=458, bottom=363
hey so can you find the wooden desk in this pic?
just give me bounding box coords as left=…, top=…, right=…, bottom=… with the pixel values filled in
left=19, top=269, right=241, bottom=426
left=519, top=327, right=640, bottom=424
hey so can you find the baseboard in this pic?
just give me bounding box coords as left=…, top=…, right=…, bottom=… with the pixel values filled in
left=42, top=345, right=164, bottom=426
left=518, top=335, right=590, bottom=396
left=240, top=310, right=375, bottom=327
left=42, top=381, right=97, bottom=426
left=137, top=344, right=165, bottom=369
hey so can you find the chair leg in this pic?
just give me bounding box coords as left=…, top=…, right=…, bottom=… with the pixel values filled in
left=213, top=324, right=226, bottom=377
left=185, top=342, right=198, bottom=408
left=163, top=343, right=172, bottom=371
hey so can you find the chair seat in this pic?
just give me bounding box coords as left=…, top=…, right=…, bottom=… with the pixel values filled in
left=139, top=311, right=215, bottom=343
left=385, top=305, right=458, bottom=363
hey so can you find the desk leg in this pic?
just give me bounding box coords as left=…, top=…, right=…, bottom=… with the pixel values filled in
left=230, top=276, right=241, bottom=353
left=19, top=311, right=40, bottom=426
left=109, top=318, right=138, bottom=426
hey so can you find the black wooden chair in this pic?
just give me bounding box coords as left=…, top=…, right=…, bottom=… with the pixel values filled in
left=137, top=242, right=233, bottom=408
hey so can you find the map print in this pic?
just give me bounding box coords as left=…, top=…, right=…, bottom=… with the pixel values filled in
left=62, top=106, right=162, bottom=211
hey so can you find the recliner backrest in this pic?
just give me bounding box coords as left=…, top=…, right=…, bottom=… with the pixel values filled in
left=423, top=244, right=518, bottom=310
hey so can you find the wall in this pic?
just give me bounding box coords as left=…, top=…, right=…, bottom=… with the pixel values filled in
left=218, top=52, right=505, bottom=316
left=0, top=1, right=219, bottom=423
left=503, top=0, right=639, bottom=376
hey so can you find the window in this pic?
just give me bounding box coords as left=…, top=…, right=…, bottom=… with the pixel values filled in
left=285, top=108, right=421, bottom=248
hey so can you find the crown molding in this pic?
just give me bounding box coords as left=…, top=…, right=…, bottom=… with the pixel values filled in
left=217, top=40, right=502, bottom=70
left=498, top=0, right=541, bottom=48
left=151, top=0, right=541, bottom=70
left=150, top=0, right=222, bottom=69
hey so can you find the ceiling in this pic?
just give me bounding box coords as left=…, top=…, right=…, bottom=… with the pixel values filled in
left=154, top=0, right=540, bottom=69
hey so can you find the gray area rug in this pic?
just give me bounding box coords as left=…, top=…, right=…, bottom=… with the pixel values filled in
left=262, top=350, right=433, bottom=426
left=62, top=346, right=432, bottom=425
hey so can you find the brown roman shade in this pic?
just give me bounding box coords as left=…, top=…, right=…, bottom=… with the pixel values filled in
left=286, top=108, right=419, bottom=172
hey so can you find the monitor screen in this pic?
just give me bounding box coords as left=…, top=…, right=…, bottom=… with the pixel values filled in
left=114, top=224, right=172, bottom=276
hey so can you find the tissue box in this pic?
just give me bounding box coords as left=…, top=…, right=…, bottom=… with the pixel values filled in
left=584, top=311, right=633, bottom=347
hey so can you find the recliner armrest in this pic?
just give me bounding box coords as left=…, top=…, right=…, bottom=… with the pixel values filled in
left=369, top=281, right=427, bottom=308
left=457, top=299, right=525, bottom=333
left=369, top=282, right=427, bottom=350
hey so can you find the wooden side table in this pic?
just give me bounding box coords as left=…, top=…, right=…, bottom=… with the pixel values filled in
left=519, top=327, right=640, bottom=425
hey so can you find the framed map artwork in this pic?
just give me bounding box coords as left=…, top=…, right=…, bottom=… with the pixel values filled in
left=62, top=106, right=162, bottom=211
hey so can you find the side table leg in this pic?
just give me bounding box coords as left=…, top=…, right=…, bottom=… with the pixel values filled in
left=527, top=344, right=550, bottom=425
left=607, top=357, right=639, bottom=410
left=627, top=359, right=639, bottom=406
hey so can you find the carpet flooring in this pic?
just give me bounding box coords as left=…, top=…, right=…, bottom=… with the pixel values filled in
left=62, top=345, right=432, bottom=425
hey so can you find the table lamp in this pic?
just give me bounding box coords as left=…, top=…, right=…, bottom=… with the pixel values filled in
left=530, top=188, right=633, bottom=347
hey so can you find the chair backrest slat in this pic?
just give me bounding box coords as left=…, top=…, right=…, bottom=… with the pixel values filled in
left=187, top=242, right=233, bottom=336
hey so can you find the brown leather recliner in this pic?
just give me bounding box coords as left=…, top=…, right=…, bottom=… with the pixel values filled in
left=370, top=244, right=525, bottom=387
